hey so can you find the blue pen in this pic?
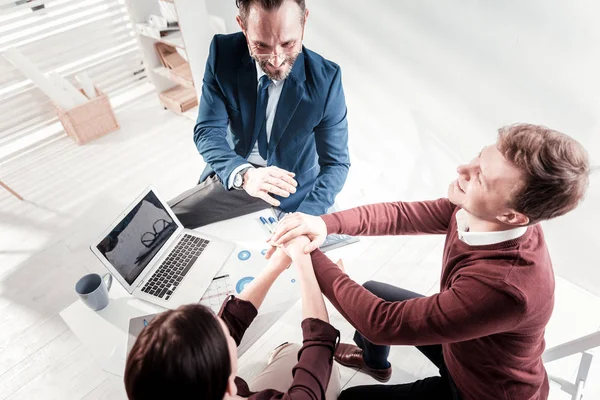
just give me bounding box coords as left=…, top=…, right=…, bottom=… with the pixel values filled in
left=143, top=319, right=148, bottom=327
left=268, top=217, right=277, bottom=225
left=259, top=216, right=273, bottom=233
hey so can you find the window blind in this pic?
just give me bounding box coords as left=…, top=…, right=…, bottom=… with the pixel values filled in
left=0, top=0, right=146, bottom=151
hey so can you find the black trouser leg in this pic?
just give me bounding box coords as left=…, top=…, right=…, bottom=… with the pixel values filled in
left=341, top=280, right=461, bottom=400
left=338, top=376, right=453, bottom=400
left=353, top=281, right=438, bottom=369
left=167, top=174, right=269, bottom=229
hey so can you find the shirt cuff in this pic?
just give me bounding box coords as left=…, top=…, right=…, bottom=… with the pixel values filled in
left=217, top=295, right=258, bottom=346
left=218, top=295, right=258, bottom=321
left=227, top=163, right=253, bottom=189
left=301, top=318, right=340, bottom=343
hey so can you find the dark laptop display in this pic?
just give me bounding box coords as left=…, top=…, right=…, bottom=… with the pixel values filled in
left=96, top=191, right=178, bottom=285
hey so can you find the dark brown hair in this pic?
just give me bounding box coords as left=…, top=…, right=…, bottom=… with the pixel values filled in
left=497, top=123, right=591, bottom=224
left=124, top=304, right=231, bottom=400
left=236, top=0, right=306, bottom=26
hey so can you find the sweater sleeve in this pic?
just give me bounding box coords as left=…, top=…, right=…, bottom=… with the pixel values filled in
left=247, top=318, right=340, bottom=400
left=310, top=251, right=525, bottom=346
left=321, top=198, right=456, bottom=237
left=218, top=296, right=258, bottom=346
left=285, top=318, right=339, bottom=399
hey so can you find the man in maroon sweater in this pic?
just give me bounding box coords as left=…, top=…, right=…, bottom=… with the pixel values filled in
left=268, top=124, right=592, bottom=400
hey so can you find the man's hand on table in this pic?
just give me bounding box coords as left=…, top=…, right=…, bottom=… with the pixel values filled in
left=243, top=166, right=298, bottom=207
left=266, top=212, right=328, bottom=256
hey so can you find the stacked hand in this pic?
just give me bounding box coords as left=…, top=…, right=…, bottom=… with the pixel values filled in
left=265, top=212, right=327, bottom=259
left=266, top=246, right=292, bottom=274
left=279, top=235, right=311, bottom=260
left=265, top=235, right=310, bottom=274
left=244, top=167, right=298, bottom=207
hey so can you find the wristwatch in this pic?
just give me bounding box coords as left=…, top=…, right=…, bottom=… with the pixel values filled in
left=233, top=167, right=253, bottom=190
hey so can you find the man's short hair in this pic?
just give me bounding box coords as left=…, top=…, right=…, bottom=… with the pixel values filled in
left=497, top=123, right=591, bottom=224
left=236, top=0, right=306, bottom=26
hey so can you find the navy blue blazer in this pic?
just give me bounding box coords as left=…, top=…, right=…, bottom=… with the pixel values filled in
left=194, top=32, right=350, bottom=216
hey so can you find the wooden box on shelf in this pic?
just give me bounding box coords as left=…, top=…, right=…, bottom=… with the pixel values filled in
left=53, top=87, right=119, bottom=145
left=154, top=42, right=194, bottom=87
left=159, top=85, right=198, bottom=114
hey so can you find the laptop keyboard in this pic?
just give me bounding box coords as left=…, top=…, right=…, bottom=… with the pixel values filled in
left=141, top=234, right=210, bottom=301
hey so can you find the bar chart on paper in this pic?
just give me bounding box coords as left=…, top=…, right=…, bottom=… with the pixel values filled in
left=200, top=274, right=235, bottom=313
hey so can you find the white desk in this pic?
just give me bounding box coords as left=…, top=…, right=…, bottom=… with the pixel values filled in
left=60, top=208, right=300, bottom=377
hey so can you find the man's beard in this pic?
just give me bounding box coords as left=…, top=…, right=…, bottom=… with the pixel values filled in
left=257, top=53, right=299, bottom=81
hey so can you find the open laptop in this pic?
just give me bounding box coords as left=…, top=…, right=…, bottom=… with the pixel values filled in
left=127, top=313, right=157, bottom=354
left=90, top=186, right=235, bottom=309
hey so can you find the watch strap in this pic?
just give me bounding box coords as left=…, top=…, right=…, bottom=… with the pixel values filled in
left=234, top=166, right=253, bottom=190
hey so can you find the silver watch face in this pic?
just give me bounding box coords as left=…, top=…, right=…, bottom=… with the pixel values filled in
left=234, top=172, right=243, bottom=188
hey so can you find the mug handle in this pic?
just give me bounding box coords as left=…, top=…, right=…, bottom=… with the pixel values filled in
left=102, top=273, right=113, bottom=291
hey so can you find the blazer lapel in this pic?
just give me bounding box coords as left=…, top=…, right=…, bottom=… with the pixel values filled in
left=237, top=54, right=258, bottom=157
left=268, top=51, right=306, bottom=160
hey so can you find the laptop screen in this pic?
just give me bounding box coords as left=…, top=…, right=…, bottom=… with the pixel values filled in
left=96, top=190, right=178, bottom=285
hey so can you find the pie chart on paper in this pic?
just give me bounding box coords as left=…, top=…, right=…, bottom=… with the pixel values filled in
left=236, top=276, right=255, bottom=294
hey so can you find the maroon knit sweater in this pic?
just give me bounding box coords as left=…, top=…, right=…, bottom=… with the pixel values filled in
left=218, top=296, right=340, bottom=399
left=312, top=198, right=553, bottom=400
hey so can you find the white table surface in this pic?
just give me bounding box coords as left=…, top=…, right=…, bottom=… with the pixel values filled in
left=60, top=207, right=293, bottom=377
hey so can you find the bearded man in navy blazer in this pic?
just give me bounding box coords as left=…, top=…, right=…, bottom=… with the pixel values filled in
left=168, top=0, right=350, bottom=228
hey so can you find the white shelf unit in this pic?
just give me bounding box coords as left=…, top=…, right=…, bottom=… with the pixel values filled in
left=136, top=25, right=185, bottom=49
left=174, top=0, right=221, bottom=101
left=152, top=66, right=194, bottom=88
left=124, top=0, right=197, bottom=120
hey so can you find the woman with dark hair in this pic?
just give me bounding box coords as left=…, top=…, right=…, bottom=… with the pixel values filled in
left=124, top=236, right=341, bottom=400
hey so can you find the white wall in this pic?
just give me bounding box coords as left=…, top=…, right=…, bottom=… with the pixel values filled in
left=185, top=0, right=600, bottom=295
